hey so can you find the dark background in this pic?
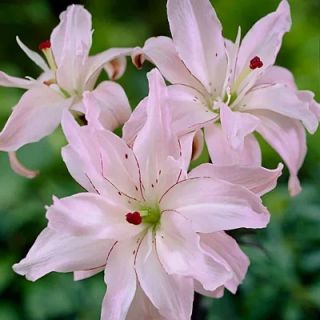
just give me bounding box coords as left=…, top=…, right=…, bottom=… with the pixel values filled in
left=0, top=0, right=319, bottom=319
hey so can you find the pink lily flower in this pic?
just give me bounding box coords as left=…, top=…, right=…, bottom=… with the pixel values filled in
left=13, top=70, right=282, bottom=319
left=130, top=0, right=320, bottom=196
left=0, top=5, right=131, bottom=177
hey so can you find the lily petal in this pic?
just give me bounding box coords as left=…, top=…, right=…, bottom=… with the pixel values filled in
left=8, top=151, right=38, bottom=179
left=61, top=111, right=143, bottom=201
left=160, top=177, right=269, bottom=233
left=83, top=81, right=131, bottom=131
left=123, top=97, right=148, bottom=147
left=51, top=5, right=92, bottom=67
left=200, top=232, right=250, bottom=294
left=136, top=230, right=194, bottom=320
left=85, top=48, right=132, bottom=89
left=242, top=84, right=318, bottom=133
left=168, top=84, right=217, bottom=135
left=167, top=0, right=227, bottom=94
left=47, top=193, right=143, bottom=240
left=0, top=71, right=35, bottom=89
left=132, top=36, right=205, bottom=94
left=16, top=36, right=49, bottom=72
left=205, top=123, right=261, bottom=166
left=74, top=267, right=104, bottom=281
left=13, top=228, right=113, bottom=281
left=156, top=211, right=231, bottom=291
left=236, top=0, right=291, bottom=76
left=220, top=102, right=260, bottom=150
left=133, top=69, right=181, bottom=202
left=250, top=109, right=306, bottom=196
left=0, top=85, right=70, bottom=151
left=127, top=284, right=166, bottom=320
left=102, top=240, right=137, bottom=320
left=189, top=163, right=283, bottom=196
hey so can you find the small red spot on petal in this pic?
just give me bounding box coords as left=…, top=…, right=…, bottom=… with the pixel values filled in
left=126, top=211, right=142, bottom=225
left=249, top=56, right=263, bottom=70
left=39, top=40, right=51, bottom=51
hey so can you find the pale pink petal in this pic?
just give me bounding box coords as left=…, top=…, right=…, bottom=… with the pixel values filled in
left=156, top=212, right=231, bottom=291
left=61, top=145, right=97, bottom=192
left=189, top=162, right=283, bottom=196
left=167, top=84, right=217, bottom=135
left=8, top=151, right=38, bottom=179
left=205, top=123, right=261, bottom=166
left=0, top=71, right=35, bottom=89
left=133, top=69, right=181, bottom=202
left=51, top=5, right=92, bottom=67
left=194, top=282, right=225, bottom=299
left=13, top=228, right=113, bottom=281
left=0, top=86, right=70, bottom=151
left=241, top=84, right=318, bottom=133
left=136, top=230, right=194, bottom=320
left=249, top=109, right=306, bottom=196
left=220, top=103, right=260, bottom=150
left=104, top=55, right=127, bottom=81
left=61, top=111, right=143, bottom=201
left=46, top=193, right=143, bottom=240
left=16, top=36, right=49, bottom=72
left=236, top=0, right=291, bottom=76
left=224, top=27, right=241, bottom=91
left=123, top=83, right=216, bottom=150
left=255, top=65, right=296, bottom=88
left=51, top=5, right=93, bottom=94
left=102, top=240, right=137, bottom=320
left=74, top=267, right=104, bottom=281
left=83, top=81, right=131, bottom=131
left=160, top=177, right=269, bottom=233
left=253, top=67, right=320, bottom=121
left=122, top=97, right=147, bottom=147
left=179, top=132, right=195, bottom=171
left=127, top=284, right=166, bottom=320
left=167, top=0, right=227, bottom=94
left=85, top=48, right=132, bottom=89
left=298, top=91, right=320, bottom=121
left=61, top=111, right=105, bottom=186
left=132, top=36, right=205, bottom=94
left=200, top=232, right=249, bottom=293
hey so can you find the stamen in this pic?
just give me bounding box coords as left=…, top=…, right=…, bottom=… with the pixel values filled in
left=38, top=40, right=51, bottom=51
left=126, top=211, right=142, bottom=225
left=249, top=56, right=263, bottom=70
left=38, top=39, right=57, bottom=72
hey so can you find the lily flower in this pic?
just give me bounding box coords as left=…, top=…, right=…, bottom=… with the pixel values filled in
left=0, top=4, right=131, bottom=177
left=130, top=0, right=320, bottom=195
left=13, top=70, right=282, bottom=320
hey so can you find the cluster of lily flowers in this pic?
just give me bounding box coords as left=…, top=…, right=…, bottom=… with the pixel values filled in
left=1, top=0, right=319, bottom=319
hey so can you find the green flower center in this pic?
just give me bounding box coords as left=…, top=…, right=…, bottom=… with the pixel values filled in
left=141, top=206, right=161, bottom=228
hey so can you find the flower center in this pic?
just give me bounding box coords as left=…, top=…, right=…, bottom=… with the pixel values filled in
left=249, top=56, right=263, bottom=70
left=126, top=211, right=142, bottom=225
left=125, top=207, right=161, bottom=228
left=141, top=207, right=161, bottom=227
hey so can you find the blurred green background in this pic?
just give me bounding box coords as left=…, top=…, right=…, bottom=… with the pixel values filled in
left=0, top=0, right=319, bottom=319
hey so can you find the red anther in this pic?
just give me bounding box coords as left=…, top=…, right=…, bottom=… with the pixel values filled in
left=126, top=211, right=142, bottom=225
left=38, top=40, right=51, bottom=51
left=249, top=56, right=263, bottom=70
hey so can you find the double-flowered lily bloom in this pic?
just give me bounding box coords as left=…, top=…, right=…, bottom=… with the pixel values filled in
left=130, top=0, right=320, bottom=196
left=13, top=70, right=282, bottom=319
left=0, top=5, right=131, bottom=177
